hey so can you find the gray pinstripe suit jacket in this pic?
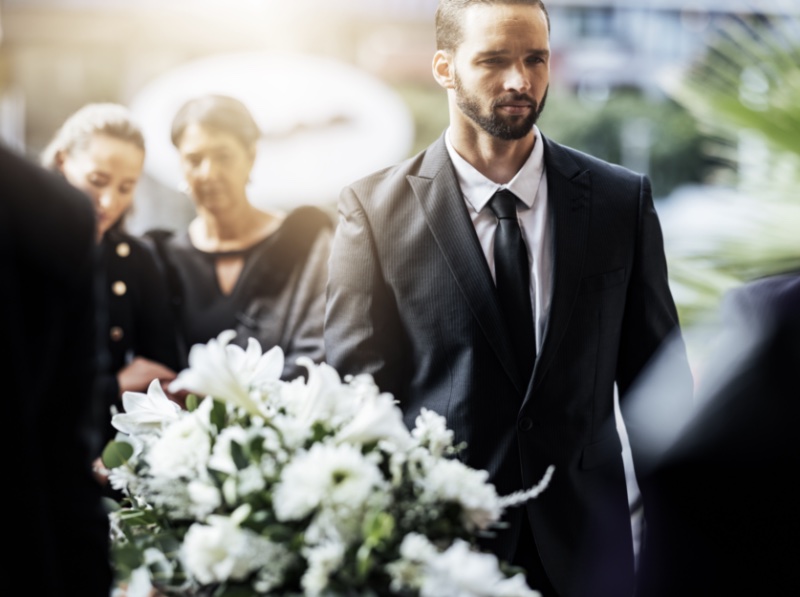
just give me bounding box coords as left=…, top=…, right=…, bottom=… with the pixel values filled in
left=324, top=133, right=691, bottom=597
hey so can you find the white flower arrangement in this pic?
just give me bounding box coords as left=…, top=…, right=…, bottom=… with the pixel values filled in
left=104, top=330, right=555, bottom=597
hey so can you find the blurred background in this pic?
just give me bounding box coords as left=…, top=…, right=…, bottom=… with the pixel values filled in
left=1, top=0, right=798, bottom=363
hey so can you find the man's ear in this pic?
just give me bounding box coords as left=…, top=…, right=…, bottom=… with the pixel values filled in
left=432, top=50, right=455, bottom=90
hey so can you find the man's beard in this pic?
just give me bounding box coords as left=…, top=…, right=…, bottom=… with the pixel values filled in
left=454, top=73, right=548, bottom=140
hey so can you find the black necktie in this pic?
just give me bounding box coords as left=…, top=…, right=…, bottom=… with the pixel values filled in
left=489, top=189, right=536, bottom=380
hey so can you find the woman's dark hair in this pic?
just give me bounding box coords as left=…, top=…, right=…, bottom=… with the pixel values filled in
left=170, top=94, right=261, bottom=149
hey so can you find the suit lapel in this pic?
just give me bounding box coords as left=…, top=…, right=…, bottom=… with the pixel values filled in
left=407, top=136, right=525, bottom=394
left=530, top=136, right=592, bottom=396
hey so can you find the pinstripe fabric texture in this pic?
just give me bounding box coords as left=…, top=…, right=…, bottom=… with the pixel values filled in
left=324, top=133, right=691, bottom=597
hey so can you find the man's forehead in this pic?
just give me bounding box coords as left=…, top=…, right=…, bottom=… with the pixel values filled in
left=456, top=4, right=549, bottom=49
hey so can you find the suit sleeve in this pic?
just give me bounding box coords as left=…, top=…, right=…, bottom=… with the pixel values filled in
left=281, top=227, right=333, bottom=379
left=616, top=176, right=694, bottom=476
left=616, top=175, right=691, bottom=398
left=325, top=185, right=407, bottom=389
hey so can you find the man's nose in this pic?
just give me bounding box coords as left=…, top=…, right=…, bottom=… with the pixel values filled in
left=504, top=62, right=531, bottom=93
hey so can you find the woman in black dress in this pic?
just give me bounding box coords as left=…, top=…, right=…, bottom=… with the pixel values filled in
left=148, top=94, right=333, bottom=381
left=42, top=103, right=181, bottom=450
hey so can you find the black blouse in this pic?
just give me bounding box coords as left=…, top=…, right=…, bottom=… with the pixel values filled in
left=96, top=228, right=182, bottom=442
left=149, top=206, right=333, bottom=380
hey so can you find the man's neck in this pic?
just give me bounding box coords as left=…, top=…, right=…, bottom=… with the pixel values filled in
left=448, top=121, right=536, bottom=185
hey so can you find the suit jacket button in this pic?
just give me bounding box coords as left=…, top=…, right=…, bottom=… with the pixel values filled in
left=115, top=242, right=131, bottom=258
left=518, top=417, right=533, bottom=432
left=112, top=281, right=127, bottom=296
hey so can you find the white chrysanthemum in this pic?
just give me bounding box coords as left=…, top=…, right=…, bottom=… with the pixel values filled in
left=181, top=506, right=276, bottom=584
left=271, top=413, right=312, bottom=451
left=252, top=548, right=297, bottom=593
left=208, top=425, right=249, bottom=475
left=399, top=533, right=440, bottom=562
left=412, top=407, right=454, bottom=457
left=107, top=463, right=139, bottom=493
left=420, top=539, right=540, bottom=597
left=421, top=459, right=502, bottom=530
left=301, top=541, right=345, bottom=597
left=236, top=464, right=266, bottom=496
left=112, top=379, right=181, bottom=436
left=187, top=479, right=222, bottom=520
left=148, top=399, right=213, bottom=479
left=143, top=547, right=175, bottom=586
left=273, top=442, right=385, bottom=521
left=143, top=475, right=194, bottom=518
left=387, top=533, right=438, bottom=592
left=169, top=330, right=282, bottom=416
left=118, top=564, right=154, bottom=597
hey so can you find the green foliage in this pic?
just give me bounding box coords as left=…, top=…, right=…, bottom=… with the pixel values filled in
left=392, top=82, right=708, bottom=198
left=537, top=87, right=709, bottom=198
left=102, top=440, right=134, bottom=468
left=392, top=83, right=450, bottom=156
left=663, top=13, right=800, bottom=326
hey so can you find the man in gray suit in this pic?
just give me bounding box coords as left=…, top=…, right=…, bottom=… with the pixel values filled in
left=325, top=1, right=692, bottom=595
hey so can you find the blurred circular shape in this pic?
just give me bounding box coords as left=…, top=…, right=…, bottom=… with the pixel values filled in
left=129, top=51, right=415, bottom=211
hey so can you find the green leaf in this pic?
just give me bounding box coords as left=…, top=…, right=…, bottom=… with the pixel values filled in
left=230, top=440, right=249, bottom=470
left=102, top=440, right=134, bottom=468
left=185, top=393, right=199, bottom=411
left=213, top=584, right=255, bottom=597
left=210, top=399, right=227, bottom=430
left=118, top=508, right=160, bottom=526
left=111, top=542, right=145, bottom=576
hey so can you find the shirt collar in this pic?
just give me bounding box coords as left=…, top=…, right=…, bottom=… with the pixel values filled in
left=445, top=125, right=545, bottom=213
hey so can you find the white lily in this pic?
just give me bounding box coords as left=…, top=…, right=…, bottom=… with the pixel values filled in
left=335, top=391, right=413, bottom=450
left=282, top=358, right=360, bottom=428
left=112, top=378, right=181, bottom=436
left=169, top=330, right=280, bottom=416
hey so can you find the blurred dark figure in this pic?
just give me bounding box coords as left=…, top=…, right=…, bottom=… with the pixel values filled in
left=634, top=269, right=800, bottom=596
left=0, top=143, right=113, bottom=596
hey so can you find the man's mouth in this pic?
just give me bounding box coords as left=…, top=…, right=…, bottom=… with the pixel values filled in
left=496, top=102, right=532, bottom=115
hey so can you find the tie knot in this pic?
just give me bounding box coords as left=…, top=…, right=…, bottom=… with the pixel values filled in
left=489, top=189, right=519, bottom=220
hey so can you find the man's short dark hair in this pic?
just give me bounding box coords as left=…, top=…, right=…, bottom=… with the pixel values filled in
left=435, top=0, right=550, bottom=52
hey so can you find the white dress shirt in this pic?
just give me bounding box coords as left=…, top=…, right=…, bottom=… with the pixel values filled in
left=445, top=125, right=552, bottom=353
